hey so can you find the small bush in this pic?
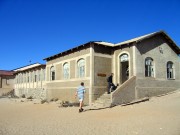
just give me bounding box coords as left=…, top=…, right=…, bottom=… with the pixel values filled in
left=21, top=94, right=26, bottom=98
left=50, top=98, right=54, bottom=102
left=27, top=96, right=33, bottom=99
left=50, top=98, right=58, bottom=102
left=41, top=99, right=47, bottom=104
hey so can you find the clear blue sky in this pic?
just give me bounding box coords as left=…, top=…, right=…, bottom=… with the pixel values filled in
left=0, top=0, right=180, bottom=70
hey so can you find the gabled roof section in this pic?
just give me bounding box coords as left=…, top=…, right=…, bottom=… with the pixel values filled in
left=114, top=30, right=180, bottom=54
left=14, top=63, right=45, bottom=72
left=94, top=41, right=115, bottom=47
left=115, top=31, right=157, bottom=46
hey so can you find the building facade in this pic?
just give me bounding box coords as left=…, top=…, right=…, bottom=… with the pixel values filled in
left=14, top=63, right=46, bottom=99
left=0, top=70, right=15, bottom=96
left=44, top=31, right=180, bottom=105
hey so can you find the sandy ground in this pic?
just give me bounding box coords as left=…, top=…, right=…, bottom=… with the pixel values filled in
left=0, top=91, right=180, bottom=135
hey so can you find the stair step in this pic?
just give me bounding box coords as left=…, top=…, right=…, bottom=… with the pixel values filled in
left=96, top=99, right=111, bottom=103
left=98, top=95, right=111, bottom=99
left=92, top=92, right=113, bottom=108
left=92, top=103, right=111, bottom=108
left=97, top=97, right=111, bottom=100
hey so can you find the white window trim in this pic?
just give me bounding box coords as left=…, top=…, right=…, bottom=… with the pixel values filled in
left=145, top=57, right=154, bottom=77
left=167, top=61, right=175, bottom=80
left=63, top=62, right=70, bottom=79
left=77, top=58, right=86, bottom=78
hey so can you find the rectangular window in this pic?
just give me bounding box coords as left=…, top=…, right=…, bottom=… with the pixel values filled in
left=39, top=72, right=41, bottom=81
left=35, top=75, right=37, bottom=82
left=6, top=79, right=9, bottom=85
left=0, top=78, right=2, bottom=88
left=167, top=62, right=174, bottom=79
left=51, top=72, right=55, bottom=81
left=43, top=70, right=45, bottom=81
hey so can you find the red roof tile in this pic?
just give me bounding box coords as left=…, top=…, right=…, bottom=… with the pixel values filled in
left=0, top=70, right=15, bottom=76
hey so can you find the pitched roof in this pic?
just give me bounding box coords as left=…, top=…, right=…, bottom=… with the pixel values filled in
left=14, top=63, right=45, bottom=72
left=44, top=30, right=180, bottom=61
left=0, top=70, right=15, bottom=76
left=115, top=30, right=180, bottom=54
left=98, top=30, right=180, bottom=54
left=94, top=41, right=115, bottom=47
left=115, top=31, right=157, bottom=46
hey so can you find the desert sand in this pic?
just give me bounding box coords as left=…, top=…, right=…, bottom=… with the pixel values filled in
left=0, top=90, right=180, bottom=135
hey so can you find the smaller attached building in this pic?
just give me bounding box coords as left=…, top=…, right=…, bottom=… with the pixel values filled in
left=14, top=63, right=46, bottom=99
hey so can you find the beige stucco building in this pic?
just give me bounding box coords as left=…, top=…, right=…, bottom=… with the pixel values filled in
left=14, top=63, right=46, bottom=99
left=3, top=30, right=180, bottom=106
left=44, top=31, right=180, bottom=106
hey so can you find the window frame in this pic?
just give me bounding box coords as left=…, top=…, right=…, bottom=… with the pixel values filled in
left=167, top=61, right=175, bottom=80
left=77, top=58, right=85, bottom=78
left=63, top=62, right=70, bottom=79
left=50, top=66, right=55, bottom=81
left=145, top=57, right=154, bottom=77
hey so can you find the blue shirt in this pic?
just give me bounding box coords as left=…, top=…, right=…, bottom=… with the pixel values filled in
left=77, top=86, right=85, bottom=99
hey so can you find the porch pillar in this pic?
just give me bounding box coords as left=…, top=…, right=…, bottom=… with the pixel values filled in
left=89, top=43, right=94, bottom=106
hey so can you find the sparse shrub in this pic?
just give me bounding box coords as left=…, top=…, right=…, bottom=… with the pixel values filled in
left=41, top=99, right=47, bottom=104
left=50, top=98, right=54, bottom=102
left=21, top=94, right=26, bottom=98
left=50, top=98, right=58, bottom=102
left=27, top=96, right=33, bottom=99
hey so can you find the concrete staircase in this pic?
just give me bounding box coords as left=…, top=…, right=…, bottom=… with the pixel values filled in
left=91, top=92, right=112, bottom=108
left=90, top=76, right=136, bottom=109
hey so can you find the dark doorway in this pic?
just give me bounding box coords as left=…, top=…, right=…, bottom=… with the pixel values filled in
left=120, top=53, right=129, bottom=84
left=121, top=61, right=129, bottom=84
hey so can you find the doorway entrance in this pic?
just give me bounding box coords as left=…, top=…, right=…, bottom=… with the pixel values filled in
left=120, top=54, right=129, bottom=84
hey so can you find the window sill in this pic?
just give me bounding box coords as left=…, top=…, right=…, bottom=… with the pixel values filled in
left=167, top=78, right=175, bottom=80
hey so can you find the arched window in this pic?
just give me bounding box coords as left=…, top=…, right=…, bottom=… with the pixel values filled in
left=43, top=69, right=45, bottom=81
left=77, top=59, right=85, bottom=78
left=34, top=71, right=37, bottom=82
left=38, top=70, right=41, bottom=81
left=30, top=72, right=32, bottom=82
left=63, top=62, right=69, bottom=79
left=50, top=66, right=55, bottom=81
left=145, top=57, right=154, bottom=77
left=120, top=54, right=129, bottom=62
left=167, top=61, right=174, bottom=79
left=20, top=73, right=23, bottom=83
left=32, top=72, right=34, bottom=82
left=27, top=72, right=30, bottom=83
left=24, top=73, right=26, bottom=83
left=17, top=75, right=19, bottom=84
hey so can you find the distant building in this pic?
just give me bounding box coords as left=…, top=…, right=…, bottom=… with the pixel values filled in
left=43, top=30, right=180, bottom=106
left=14, top=63, right=46, bottom=99
left=0, top=70, right=15, bottom=95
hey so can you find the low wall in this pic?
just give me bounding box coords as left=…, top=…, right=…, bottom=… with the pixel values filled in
left=136, top=78, right=180, bottom=99
left=15, top=88, right=47, bottom=100
left=47, top=88, right=89, bottom=105
left=0, top=88, right=13, bottom=96
left=112, top=76, right=136, bottom=105
left=111, top=77, right=180, bottom=105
